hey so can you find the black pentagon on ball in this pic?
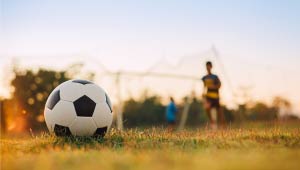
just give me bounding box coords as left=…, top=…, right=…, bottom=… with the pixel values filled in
left=105, top=93, right=112, bottom=113
left=72, top=79, right=93, bottom=85
left=93, top=127, right=108, bottom=138
left=46, top=90, right=60, bottom=110
left=54, top=124, right=72, bottom=136
left=73, top=95, right=96, bottom=117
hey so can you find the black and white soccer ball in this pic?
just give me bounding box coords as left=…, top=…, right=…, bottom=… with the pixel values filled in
left=44, top=79, right=113, bottom=137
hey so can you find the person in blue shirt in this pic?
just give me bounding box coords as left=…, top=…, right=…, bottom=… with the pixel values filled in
left=166, top=97, right=177, bottom=130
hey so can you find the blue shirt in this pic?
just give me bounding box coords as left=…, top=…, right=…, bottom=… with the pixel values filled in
left=166, top=101, right=177, bottom=121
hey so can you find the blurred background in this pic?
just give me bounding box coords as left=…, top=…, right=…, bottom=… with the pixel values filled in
left=1, top=0, right=300, bottom=135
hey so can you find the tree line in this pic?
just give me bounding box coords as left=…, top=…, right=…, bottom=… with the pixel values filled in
left=0, top=66, right=298, bottom=135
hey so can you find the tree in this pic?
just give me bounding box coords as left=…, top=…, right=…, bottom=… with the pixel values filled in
left=2, top=63, right=96, bottom=134
left=123, top=95, right=165, bottom=127
left=184, top=97, right=207, bottom=127
left=247, top=102, right=277, bottom=121
left=6, top=68, right=70, bottom=132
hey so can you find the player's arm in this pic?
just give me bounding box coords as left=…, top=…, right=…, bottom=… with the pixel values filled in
left=210, top=76, right=221, bottom=89
left=216, top=77, right=221, bottom=89
left=173, top=104, right=178, bottom=113
left=201, top=77, right=206, bottom=99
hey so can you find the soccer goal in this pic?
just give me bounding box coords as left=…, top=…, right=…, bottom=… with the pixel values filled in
left=87, top=46, right=235, bottom=130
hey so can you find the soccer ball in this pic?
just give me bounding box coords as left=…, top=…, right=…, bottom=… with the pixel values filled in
left=44, top=79, right=113, bottom=137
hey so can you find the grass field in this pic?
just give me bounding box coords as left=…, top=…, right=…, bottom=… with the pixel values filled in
left=1, top=122, right=300, bottom=170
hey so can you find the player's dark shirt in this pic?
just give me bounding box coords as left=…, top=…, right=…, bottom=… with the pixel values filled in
left=202, top=74, right=221, bottom=99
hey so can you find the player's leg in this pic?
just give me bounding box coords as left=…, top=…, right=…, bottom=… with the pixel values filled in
left=170, top=120, right=176, bottom=131
left=216, top=101, right=226, bottom=128
left=204, top=100, right=213, bottom=124
left=167, top=120, right=175, bottom=132
left=205, top=98, right=218, bottom=130
left=209, top=99, right=220, bottom=130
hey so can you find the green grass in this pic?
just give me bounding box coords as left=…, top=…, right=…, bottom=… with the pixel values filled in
left=1, top=123, right=300, bottom=170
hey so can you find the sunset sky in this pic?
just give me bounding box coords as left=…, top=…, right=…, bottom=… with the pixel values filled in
left=1, top=0, right=300, bottom=115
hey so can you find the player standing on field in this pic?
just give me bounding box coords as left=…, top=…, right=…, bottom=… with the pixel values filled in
left=202, top=61, right=225, bottom=129
left=166, top=97, right=177, bottom=131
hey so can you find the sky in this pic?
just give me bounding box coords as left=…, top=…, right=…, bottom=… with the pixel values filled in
left=1, top=0, right=300, bottom=114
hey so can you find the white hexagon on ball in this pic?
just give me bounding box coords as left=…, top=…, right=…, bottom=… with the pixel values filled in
left=92, top=103, right=113, bottom=130
left=44, top=79, right=113, bottom=137
left=59, top=80, right=84, bottom=102
left=82, top=84, right=106, bottom=103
